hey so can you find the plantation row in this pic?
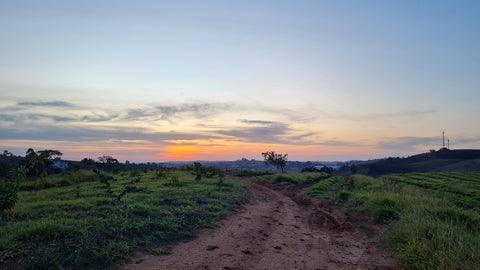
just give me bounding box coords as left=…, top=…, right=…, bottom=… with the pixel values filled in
left=344, top=173, right=480, bottom=270
left=383, top=173, right=480, bottom=209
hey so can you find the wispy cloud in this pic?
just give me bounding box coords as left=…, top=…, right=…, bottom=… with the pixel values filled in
left=0, top=123, right=219, bottom=143
left=239, top=119, right=278, bottom=125
left=80, top=113, right=120, bottom=122
left=124, top=103, right=233, bottom=122
left=16, top=101, right=76, bottom=107
left=217, top=120, right=291, bottom=143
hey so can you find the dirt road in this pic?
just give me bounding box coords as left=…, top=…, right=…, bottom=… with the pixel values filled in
left=121, top=181, right=397, bottom=270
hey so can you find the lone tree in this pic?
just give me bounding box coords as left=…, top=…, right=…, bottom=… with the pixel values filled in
left=97, top=155, right=119, bottom=170
left=262, top=151, right=288, bottom=173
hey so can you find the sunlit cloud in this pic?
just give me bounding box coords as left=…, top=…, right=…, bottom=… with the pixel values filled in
left=0, top=97, right=476, bottom=162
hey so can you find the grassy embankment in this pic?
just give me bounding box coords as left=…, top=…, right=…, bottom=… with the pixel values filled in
left=239, top=170, right=331, bottom=186
left=0, top=169, right=247, bottom=269
left=307, top=172, right=480, bottom=270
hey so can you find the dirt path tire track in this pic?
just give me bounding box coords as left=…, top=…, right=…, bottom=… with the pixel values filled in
left=120, top=181, right=397, bottom=270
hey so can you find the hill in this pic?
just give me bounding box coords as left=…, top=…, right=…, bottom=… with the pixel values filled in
left=337, top=148, right=480, bottom=176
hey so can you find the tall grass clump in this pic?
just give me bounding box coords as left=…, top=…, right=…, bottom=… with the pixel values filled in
left=346, top=173, right=480, bottom=269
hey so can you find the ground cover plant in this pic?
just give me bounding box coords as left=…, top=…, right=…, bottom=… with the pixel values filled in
left=346, top=173, right=480, bottom=270
left=306, top=176, right=344, bottom=198
left=250, top=172, right=330, bottom=186
left=0, top=168, right=247, bottom=269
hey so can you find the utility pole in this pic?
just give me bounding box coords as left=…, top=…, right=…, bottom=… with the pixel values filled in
left=448, top=139, right=450, bottom=149
left=442, top=131, right=445, bottom=148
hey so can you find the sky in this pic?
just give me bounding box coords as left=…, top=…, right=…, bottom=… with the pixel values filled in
left=0, top=0, right=479, bottom=162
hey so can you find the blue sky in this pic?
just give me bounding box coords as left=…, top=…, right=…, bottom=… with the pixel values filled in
left=0, top=1, right=479, bottom=162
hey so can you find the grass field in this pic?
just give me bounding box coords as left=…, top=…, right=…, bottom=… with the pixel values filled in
left=3, top=169, right=480, bottom=269
left=0, top=169, right=247, bottom=269
left=346, top=173, right=480, bottom=270
left=248, top=171, right=330, bottom=186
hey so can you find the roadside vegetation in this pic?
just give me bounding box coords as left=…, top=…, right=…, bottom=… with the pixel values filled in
left=345, top=173, right=480, bottom=270
left=0, top=168, right=247, bottom=269
left=282, top=172, right=480, bottom=269
left=306, top=176, right=345, bottom=198
left=249, top=171, right=330, bottom=186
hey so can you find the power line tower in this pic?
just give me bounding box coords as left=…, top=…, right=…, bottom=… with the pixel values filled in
left=442, top=131, right=445, bottom=148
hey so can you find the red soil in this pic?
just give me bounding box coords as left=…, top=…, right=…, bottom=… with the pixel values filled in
left=120, top=181, right=398, bottom=270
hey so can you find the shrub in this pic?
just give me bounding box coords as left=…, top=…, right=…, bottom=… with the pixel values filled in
left=0, top=166, right=27, bottom=220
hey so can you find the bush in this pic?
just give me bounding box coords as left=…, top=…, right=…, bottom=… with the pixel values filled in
left=0, top=166, right=27, bottom=220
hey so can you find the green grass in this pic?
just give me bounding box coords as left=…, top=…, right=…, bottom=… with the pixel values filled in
left=306, top=176, right=344, bottom=198
left=250, top=172, right=330, bottom=186
left=0, top=169, right=247, bottom=269
left=346, top=173, right=480, bottom=269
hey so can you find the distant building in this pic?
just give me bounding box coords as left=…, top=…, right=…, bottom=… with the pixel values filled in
left=51, top=160, right=69, bottom=170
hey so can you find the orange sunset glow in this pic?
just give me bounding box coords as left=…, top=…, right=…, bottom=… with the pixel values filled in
left=0, top=1, right=479, bottom=163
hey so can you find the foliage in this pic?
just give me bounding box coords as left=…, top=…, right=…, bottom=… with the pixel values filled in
left=0, top=169, right=247, bottom=269
left=250, top=172, right=329, bottom=186
left=0, top=166, right=27, bottom=220
left=193, top=162, right=204, bottom=180
left=346, top=173, right=480, bottom=269
left=93, top=170, right=136, bottom=202
left=306, top=176, right=344, bottom=197
left=25, top=148, right=63, bottom=176
left=80, top=158, right=96, bottom=166
left=96, top=155, right=120, bottom=171
left=165, top=175, right=181, bottom=186
left=1, top=150, right=14, bottom=157
left=261, top=151, right=288, bottom=173
left=232, top=170, right=274, bottom=177
left=350, top=164, right=357, bottom=174
left=301, top=166, right=334, bottom=174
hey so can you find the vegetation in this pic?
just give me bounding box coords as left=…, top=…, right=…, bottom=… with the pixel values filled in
left=25, top=148, right=63, bottom=177
left=231, top=170, right=274, bottom=177
left=261, top=151, right=288, bottom=173
left=346, top=173, right=480, bottom=269
left=251, top=172, right=330, bottom=186
left=306, top=176, right=344, bottom=198
left=0, top=168, right=247, bottom=269
left=0, top=166, right=28, bottom=221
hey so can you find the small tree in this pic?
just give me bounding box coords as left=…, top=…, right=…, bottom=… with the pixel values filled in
left=1, top=166, right=27, bottom=221
left=25, top=148, right=63, bottom=176
left=193, top=162, right=204, bottom=180
left=262, top=151, right=288, bottom=173
left=97, top=155, right=119, bottom=171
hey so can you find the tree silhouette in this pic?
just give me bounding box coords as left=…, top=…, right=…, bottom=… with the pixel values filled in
left=97, top=155, right=119, bottom=170
left=262, top=151, right=288, bottom=173
left=25, top=148, right=63, bottom=176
